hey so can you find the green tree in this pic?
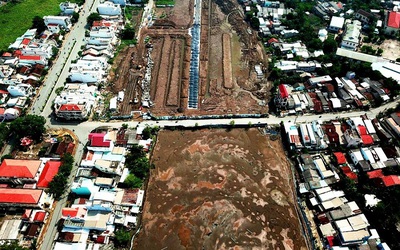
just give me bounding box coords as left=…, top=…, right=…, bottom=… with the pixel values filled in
left=71, top=12, right=80, bottom=24
left=31, top=16, right=46, bottom=35
left=48, top=174, right=68, bottom=199
left=87, top=13, right=102, bottom=26
left=0, top=123, right=10, bottom=148
left=9, top=115, right=46, bottom=141
left=250, top=17, right=260, bottom=30
left=323, top=36, right=338, bottom=54
left=121, top=25, right=135, bottom=40
left=1, top=154, right=13, bottom=162
left=114, top=229, right=131, bottom=247
left=0, top=241, right=28, bottom=250
left=124, top=174, right=143, bottom=188
left=128, top=157, right=150, bottom=179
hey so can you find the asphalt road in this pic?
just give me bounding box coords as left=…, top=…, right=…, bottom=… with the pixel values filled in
left=37, top=0, right=100, bottom=249
left=31, top=0, right=101, bottom=120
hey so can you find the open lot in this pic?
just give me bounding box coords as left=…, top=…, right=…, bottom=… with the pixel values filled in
left=109, top=0, right=269, bottom=117
left=0, top=0, right=80, bottom=50
left=379, top=39, right=400, bottom=61
left=134, top=129, right=307, bottom=249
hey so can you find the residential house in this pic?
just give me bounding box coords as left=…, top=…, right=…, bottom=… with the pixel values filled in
left=0, top=108, right=20, bottom=121
left=69, top=59, right=106, bottom=83
left=54, top=103, right=90, bottom=120
left=110, top=0, right=126, bottom=5
left=21, top=43, right=54, bottom=59
left=0, top=188, right=52, bottom=209
left=0, top=159, right=42, bottom=185
left=60, top=2, right=79, bottom=15
left=355, top=9, right=374, bottom=24
left=8, top=29, right=37, bottom=50
left=328, top=16, right=345, bottom=33
left=36, top=161, right=61, bottom=189
left=341, top=21, right=362, bottom=51
left=384, top=11, right=400, bottom=35
left=97, top=1, right=122, bottom=16
left=44, top=16, right=72, bottom=30
left=7, top=83, right=33, bottom=97
left=18, top=55, right=47, bottom=66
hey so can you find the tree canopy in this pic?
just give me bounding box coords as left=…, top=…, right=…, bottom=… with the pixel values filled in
left=9, top=114, right=46, bottom=141
left=121, top=25, right=135, bottom=40
left=31, top=16, right=46, bottom=35
left=124, top=174, right=143, bottom=188
left=87, top=13, right=102, bottom=26
left=114, top=229, right=131, bottom=247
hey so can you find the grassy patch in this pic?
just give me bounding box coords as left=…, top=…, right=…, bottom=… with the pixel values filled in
left=0, top=0, right=80, bottom=50
left=155, top=0, right=175, bottom=6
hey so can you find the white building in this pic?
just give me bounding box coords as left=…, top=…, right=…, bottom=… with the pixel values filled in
left=18, top=55, right=48, bottom=66
left=69, top=60, right=107, bottom=83
left=0, top=108, right=20, bottom=121
left=341, top=21, right=362, bottom=51
left=110, top=0, right=126, bottom=5
left=7, top=84, right=33, bottom=97
left=97, top=1, right=122, bottom=16
left=21, top=43, right=54, bottom=59
left=44, top=16, right=72, bottom=30
left=328, top=16, right=345, bottom=32
left=60, top=2, right=79, bottom=14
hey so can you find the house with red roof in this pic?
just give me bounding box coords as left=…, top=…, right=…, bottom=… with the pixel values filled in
left=37, top=161, right=61, bottom=188
left=18, top=55, right=47, bottom=66
left=61, top=207, right=87, bottom=219
left=382, top=175, right=400, bottom=187
left=385, top=11, right=400, bottom=35
left=275, top=84, right=289, bottom=109
left=88, top=132, right=113, bottom=150
left=33, top=210, right=47, bottom=222
left=357, top=125, right=374, bottom=146
left=0, top=159, right=42, bottom=185
left=54, top=103, right=89, bottom=120
left=0, top=188, right=50, bottom=209
left=334, top=152, right=347, bottom=165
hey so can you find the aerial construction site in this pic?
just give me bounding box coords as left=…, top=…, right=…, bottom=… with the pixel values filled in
left=109, top=0, right=269, bottom=117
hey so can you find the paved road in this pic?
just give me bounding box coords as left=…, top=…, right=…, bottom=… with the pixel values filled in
left=31, top=0, right=101, bottom=120
left=48, top=99, right=400, bottom=133
left=37, top=0, right=100, bottom=249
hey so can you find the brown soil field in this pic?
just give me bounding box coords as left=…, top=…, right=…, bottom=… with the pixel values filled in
left=109, top=0, right=270, bottom=117
left=222, top=33, right=233, bottom=89
left=134, top=129, right=307, bottom=250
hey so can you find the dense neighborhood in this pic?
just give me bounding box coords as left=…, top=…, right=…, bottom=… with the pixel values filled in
left=0, top=0, right=400, bottom=249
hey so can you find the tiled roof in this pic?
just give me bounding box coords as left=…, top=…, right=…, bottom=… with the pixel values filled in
left=278, top=84, right=288, bottom=98
left=21, top=38, right=31, bottom=46
left=334, top=152, right=346, bottom=164
left=59, top=104, right=82, bottom=111
left=0, top=188, right=42, bottom=204
left=37, top=161, right=61, bottom=188
left=88, top=133, right=110, bottom=147
left=33, top=211, right=46, bottom=222
left=62, top=208, right=78, bottom=218
left=357, top=125, right=367, bottom=135
left=382, top=175, right=400, bottom=187
left=361, top=135, right=374, bottom=145
left=387, top=11, right=400, bottom=28
left=367, top=169, right=384, bottom=179
left=19, top=55, right=41, bottom=60
left=0, top=159, right=41, bottom=178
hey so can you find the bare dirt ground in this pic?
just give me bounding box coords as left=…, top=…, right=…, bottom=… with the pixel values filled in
left=108, top=0, right=270, bottom=117
left=378, top=39, right=400, bottom=60
left=362, top=37, right=400, bottom=61
left=134, top=129, right=307, bottom=249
